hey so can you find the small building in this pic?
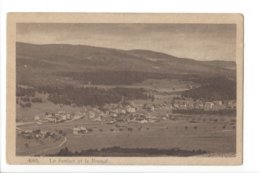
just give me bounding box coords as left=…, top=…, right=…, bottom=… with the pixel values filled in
left=213, top=100, right=223, bottom=106
left=143, top=104, right=155, bottom=112
left=34, top=115, right=40, bottom=121
left=126, top=106, right=136, bottom=113
left=40, top=131, right=47, bottom=137
left=227, top=100, right=236, bottom=109
left=45, top=113, right=53, bottom=118
left=121, top=109, right=127, bottom=114
left=112, top=113, right=118, bottom=117
left=45, top=117, right=57, bottom=123
left=88, top=111, right=95, bottom=119
left=58, top=110, right=66, bottom=115
left=73, top=127, right=80, bottom=135
left=60, top=115, right=67, bottom=121
left=138, top=119, right=148, bottom=124
left=108, top=120, right=116, bottom=124
left=73, top=115, right=83, bottom=120
left=93, top=116, right=102, bottom=122
left=194, top=101, right=204, bottom=109
left=24, top=130, right=33, bottom=134
left=73, top=127, right=88, bottom=135
left=204, top=102, right=214, bottom=111
left=66, top=114, right=71, bottom=120
left=35, top=134, right=41, bottom=139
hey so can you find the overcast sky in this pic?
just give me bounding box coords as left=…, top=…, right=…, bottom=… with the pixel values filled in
left=17, top=23, right=236, bottom=61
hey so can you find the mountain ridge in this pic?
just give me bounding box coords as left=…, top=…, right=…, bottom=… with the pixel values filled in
left=16, top=42, right=235, bottom=63
left=16, top=42, right=236, bottom=86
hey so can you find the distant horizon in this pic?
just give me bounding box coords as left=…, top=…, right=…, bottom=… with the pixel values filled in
left=16, top=41, right=236, bottom=63
left=16, top=23, right=236, bottom=62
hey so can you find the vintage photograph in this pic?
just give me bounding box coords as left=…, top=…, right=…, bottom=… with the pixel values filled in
left=7, top=13, right=243, bottom=165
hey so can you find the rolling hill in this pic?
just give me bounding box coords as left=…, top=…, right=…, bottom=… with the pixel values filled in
left=16, top=42, right=236, bottom=86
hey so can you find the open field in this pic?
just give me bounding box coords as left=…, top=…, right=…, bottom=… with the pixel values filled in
left=17, top=112, right=236, bottom=156
left=16, top=134, right=66, bottom=156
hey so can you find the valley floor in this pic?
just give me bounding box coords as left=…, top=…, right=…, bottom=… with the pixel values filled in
left=16, top=113, right=236, bottom=157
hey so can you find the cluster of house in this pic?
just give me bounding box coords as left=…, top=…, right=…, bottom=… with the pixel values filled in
left=40, top=102, right=158, bottom=125
left=63, top=102, right=158, bottom=125
left=76, top=103, right=139, bottom=123
left=101, top=102, right=158, bottom=124
left=33, top=98, right=235, bottom=126
left=172, top=98, right=236, bottom=111
left=72, top=126, right=88, bottom=135
left=17, top=129, right=59, bottom=139
left=34, top=111, right=84, bottom=123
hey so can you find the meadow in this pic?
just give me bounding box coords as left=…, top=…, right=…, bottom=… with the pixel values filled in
left=17, top=112, right=236, bottom=156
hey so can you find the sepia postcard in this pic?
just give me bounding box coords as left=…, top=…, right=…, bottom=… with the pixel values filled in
left=6, top=13, right=243, bottom=165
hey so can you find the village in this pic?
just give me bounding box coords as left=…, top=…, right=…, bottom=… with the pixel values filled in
left=27, top=96, right=237, bottom=136
left=33, top=101, right=158, bottom=125
left=16, top=92, right=237, bottom=157
left=172, top=98, right=236, bottom=111
left=34, top=97, right=236, bottom=122
left=34, top=110, right=84, bottom=124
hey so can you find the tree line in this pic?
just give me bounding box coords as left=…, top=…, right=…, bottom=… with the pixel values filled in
left=182, top=77, right=236, bottom=100
left=50, top=146, right=207, bottom=157
left=40, top=86, right=151, bottom=106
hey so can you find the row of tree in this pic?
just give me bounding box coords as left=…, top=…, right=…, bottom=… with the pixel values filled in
left=182, top=77, right=236, bottom=100
left=16, top=84, right=154, bottom=107
left=46, top=86, right=150, bottom=106
left=50, top=146, right=207, bottom=157
left=59, top=71, right=180, bottom=85
left=16, top=86, right=35, bottom=97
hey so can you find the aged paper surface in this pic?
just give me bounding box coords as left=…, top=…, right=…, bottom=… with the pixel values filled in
left=7, top=13, right=243, bottom=165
